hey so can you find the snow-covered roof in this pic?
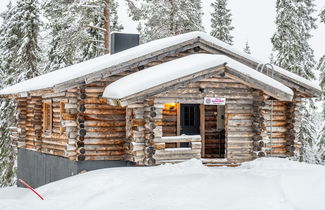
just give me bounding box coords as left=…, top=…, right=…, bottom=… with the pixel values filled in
left=103, top=54, right=294, bottom=104
left=0, top=31, right=320, bottom=97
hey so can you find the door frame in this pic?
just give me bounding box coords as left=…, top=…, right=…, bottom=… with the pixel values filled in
left=200, top=104, right=227, bottom=159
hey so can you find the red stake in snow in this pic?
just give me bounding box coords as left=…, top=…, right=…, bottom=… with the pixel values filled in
left=18, top=179, right=44, bottom=200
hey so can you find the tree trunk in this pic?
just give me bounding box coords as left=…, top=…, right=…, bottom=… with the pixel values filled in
left=103, top=0, right=110, bottom=54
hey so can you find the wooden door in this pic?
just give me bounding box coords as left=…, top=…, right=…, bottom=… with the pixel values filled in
left=204, top=105, right=225, bottom=158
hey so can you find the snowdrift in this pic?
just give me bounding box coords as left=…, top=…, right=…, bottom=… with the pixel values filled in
left=0, top=158, right=324, bottom=210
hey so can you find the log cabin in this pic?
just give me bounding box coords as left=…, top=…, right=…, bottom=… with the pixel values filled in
left=0, top=31, right=321, bottom=187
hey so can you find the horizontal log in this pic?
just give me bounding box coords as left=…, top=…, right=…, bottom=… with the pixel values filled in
left=226, top=132, right=255, bottom=138
left=157, top=136, right=201, bottom=143
left=84, top=145, right=124, bottom=151
left=83, top=139, right=124, bottom=145
left=227, top=113, right=253, bottom=120
left=85, top=132, right=125, bottom=138
left=84, top=150, right=124, bottom=156
left=84, top=114, right=126, bottom=121
left=85, top=127, right=125, bottom=133
left=154, top=150, right=200, bottom=161
left=85, top=155, right=125, bottom=161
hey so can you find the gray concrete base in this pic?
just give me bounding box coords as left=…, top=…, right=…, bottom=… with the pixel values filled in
left=17, top=148, right=133, bottom=188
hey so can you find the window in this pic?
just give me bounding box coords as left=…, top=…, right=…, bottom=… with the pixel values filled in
left=180, top=104, right=200, bottom=135
left=163, top=104, right=199, bottom=149
left=43, top=100, right=52, bottom=133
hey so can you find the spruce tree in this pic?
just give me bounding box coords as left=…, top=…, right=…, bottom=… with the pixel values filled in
left=320, top=8, right=325, bottom=23
left=318, top=8, right=325, bottom=164
left=0, top=2, right=15, bottom=187
left=43, top=0, right=123, bottom=72
left=81, top=0, right=123, bottom=60
left=271, top=0, right=317, bottom=80
left=126, top=0, right=204, bottom=43
left=0, top=0, right=41, bottom=186
left=243, top=41, right=251, bottom=54
left=210, top=0, right=234, bottom=45
left=271, top=0, right=317, bottom=162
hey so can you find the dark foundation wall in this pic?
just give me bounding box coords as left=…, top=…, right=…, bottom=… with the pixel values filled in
left=17, top=148, right=133, bottom=188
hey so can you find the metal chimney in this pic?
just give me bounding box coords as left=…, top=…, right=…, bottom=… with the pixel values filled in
left=110, top=33, right=140, bottom=54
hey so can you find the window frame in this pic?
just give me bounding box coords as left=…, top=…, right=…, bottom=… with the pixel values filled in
left=43, top=100, right=53, bottom=134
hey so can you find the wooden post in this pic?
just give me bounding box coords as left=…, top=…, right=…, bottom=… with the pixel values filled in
left=176, top=103, right=181, bottom=136
left=200, top=104, right=205, bottom=157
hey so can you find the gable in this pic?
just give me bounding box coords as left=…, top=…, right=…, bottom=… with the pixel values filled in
left=103, top=54, right=293, bottom=106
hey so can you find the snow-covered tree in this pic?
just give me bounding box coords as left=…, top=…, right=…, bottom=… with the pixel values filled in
left=317, top=9, right=325, bottom=164
left=317, top=120, right=325, bottom=164
left=318, top=55, right=325, bottom=116
left=271, top=0, right=317, bottom=162
left=297, top=107, right=322, bottom=163
left=320, top=8, right=325, bottom=23
left=0, top=2, right=16, bottom=187
left=81, top=0, right=123, bottom=60
left=0, top=0, right=41, bottom=186
left=43, top=0, right=123, bottom=72
left=243, top=41, right=251, bottom=54
left=126, top=0, right=204, bottom=43
left=210, top=0, right=234, bottom=45
left=271, top=0, right=317, bottom=80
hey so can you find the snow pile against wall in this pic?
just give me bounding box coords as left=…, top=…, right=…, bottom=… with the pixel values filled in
left=0, top=158, right=324, bottom=210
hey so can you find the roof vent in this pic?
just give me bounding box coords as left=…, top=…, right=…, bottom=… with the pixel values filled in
left=110, top=33, right=139, bottom=54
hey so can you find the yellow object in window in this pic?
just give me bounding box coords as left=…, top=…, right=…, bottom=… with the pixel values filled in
left=164, top=103, right=176, bottom=110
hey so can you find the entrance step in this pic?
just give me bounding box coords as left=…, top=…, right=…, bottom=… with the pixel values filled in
left=201, top=158, right=241, bottom=167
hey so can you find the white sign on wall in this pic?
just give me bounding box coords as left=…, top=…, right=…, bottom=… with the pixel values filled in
left=204, top=97, right=226, bottom=105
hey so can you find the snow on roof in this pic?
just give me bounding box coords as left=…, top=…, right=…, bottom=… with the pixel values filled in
left=103, top=54, right=294, bottom=101
left=0, top=32, right=201, bottom=96
left=0, top=31, right=320, bottom=96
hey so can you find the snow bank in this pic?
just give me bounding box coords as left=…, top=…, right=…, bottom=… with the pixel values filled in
left=103, top=54, right=293, bottom=100
left=0, top=31, right=320, bottom=96
left=0, top=158, right=324, bottom=210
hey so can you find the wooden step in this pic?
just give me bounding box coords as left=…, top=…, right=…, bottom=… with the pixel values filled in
left=205, top=163, right=241, bottom=167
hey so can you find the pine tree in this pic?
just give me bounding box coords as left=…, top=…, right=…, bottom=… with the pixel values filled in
left=210, top=0, right=234, bottom=45
left=126, top=0, right=204, bottom=43
left=243, top=41, right=251, bottom=54
left=271, top=0, right=317, bottom=163
left=43, top=0, right=123, bottom=72
left=0, top=0, right=41, bottom=186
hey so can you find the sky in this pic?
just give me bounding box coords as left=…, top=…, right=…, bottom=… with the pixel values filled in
left=0, top=0, right=324, bottom=62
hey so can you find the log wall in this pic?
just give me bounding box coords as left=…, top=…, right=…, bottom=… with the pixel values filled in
left=162, top=106, right=177, bottom=137
left=10, top=45, right=303, bottom=165
left=154, top=75, right=257, bottom=163
left=79, top=79, right=126, bottom=161
left=11, top=45, right=209, bottom=162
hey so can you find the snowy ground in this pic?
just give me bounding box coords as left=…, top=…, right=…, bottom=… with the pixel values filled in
left=0, top=158, right=324, bottom=210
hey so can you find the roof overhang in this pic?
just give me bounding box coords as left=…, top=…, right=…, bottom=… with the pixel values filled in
left=0, top=31, right=320, bottom=98
left=103, top=54, right=294, bottom=106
